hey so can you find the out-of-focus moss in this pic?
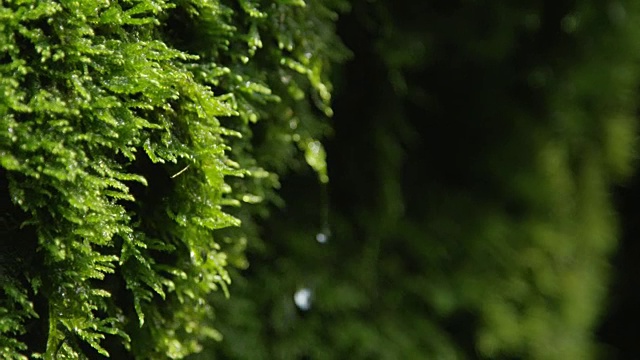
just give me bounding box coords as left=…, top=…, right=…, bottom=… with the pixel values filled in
left=197, top=1, right=640, bottom=359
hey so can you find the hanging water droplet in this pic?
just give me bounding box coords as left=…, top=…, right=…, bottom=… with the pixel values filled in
left=293, top=288, right=312, bottom=311
left=308, top=141, right=321, bottom=155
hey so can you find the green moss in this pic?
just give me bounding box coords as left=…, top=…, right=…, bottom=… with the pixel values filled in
left=0, top=0, right=345, bottom=358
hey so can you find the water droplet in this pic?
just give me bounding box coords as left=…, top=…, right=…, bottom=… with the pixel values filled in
left=242, top=194, right=263, bottom=203
left=308, top=141, right=321, bottom=155
left=294, top=288, right=312, bottom=311
left=316, top=233, right=328, bottom=244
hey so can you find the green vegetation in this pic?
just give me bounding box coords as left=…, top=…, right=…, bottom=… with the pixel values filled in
left=1, top=0, right=639, bottom=359
left=201, top=1, right=640, bottom=359
left=0, top=0, right=344, bottom=358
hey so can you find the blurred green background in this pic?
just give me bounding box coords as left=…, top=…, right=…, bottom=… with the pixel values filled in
left=197, top=0, right=640, bottom=359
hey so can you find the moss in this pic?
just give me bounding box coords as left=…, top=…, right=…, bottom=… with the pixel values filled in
left=0, top=0, right=345, bottom=358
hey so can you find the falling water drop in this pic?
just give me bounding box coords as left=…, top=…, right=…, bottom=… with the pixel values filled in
left=293, top=288, right=312, bottom=311
left=316, top=233, right=328, bottom=244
